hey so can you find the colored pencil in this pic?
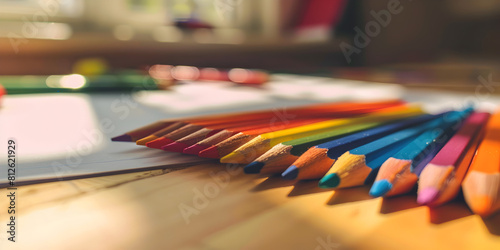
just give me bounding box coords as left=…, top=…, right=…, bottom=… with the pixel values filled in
left=146, top=123, right=206, bottom=149
left=281, top=113, right=439, bottom=181
left=462, top=111, right=500, bottom=217
left=369, top=108, right=473, bottom=198
left=244, top=121, right=382, bottom=175
left=318, top=113, right=453, bottom=189
left=183, top=122, right=276, bottom=155
left=150, top=117, right=337, bottom=150
left=144, top=100, right=405, bottom=149
left=193, top=100, right=407, bottom=157
left=112, top=120, right=175, bottom=142
left=186, top=106, right=388, bottom=155
left=220, top=105, right=423, bottom=164
left=148, top=119, right=294, bottom=149
left=136, top=122, right=187, bottom=145
left=161, top=118, right=289, bottom=152
left=417, top=112, right=489, bottom=206
left=244, top=117, right=428, bottom=175
left=198, top=118, right=330, bottom=159
left=113, top=99, right=403, bottom=142
left=183, top=118, right=321, bottom=155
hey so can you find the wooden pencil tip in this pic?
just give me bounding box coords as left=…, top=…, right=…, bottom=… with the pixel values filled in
left=161, top=142, right=190, bottom=152
left=289, top=147, right=332, bottom=180
left=220, top=151, right=247, bottom=164
left=319, top=173, right=340, bottom=189
left=417, top=187, right=440, bottom=205
left=326, top=152, right=371, bottom=188
left=282, top=165, right=299, bottom=180
left=374, top=158, right=415, bottom=197
left=183, top=144, right=209, bottom=155
left=244, top=161, right=264, bottom=174
left=463, top=171, right=500, bottom=217
left=146, top=138, right=174, bottom=149
left=469, top=195, right=495, bottom=217
left=136, top=135, right=158, bottom=145
left=111, top=134, right=132, bottom=142
left=370, top=179, right=393, bottom=197
left=199, top=146, right=221, bottom=159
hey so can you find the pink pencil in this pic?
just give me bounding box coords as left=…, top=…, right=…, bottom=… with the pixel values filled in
left=417, top=112, right=490, bottom=206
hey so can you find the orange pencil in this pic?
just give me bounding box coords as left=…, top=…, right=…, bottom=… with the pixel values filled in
left=147, top=101, right=406, bottom=149
left=113, top=100, right=404, bottom=142
left=163, top=108, right=400, bottom=152
left=462, top=111, right=500, bottom=217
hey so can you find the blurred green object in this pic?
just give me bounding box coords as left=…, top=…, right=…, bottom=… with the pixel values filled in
left=0, top=71, right=158, bottom=94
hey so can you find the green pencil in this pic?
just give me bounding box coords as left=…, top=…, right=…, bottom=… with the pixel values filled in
left=0, top=71, right=157, bottom=94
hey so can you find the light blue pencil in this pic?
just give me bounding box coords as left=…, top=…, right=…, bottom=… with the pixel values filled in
left=369, top=108, right=473, bottom=197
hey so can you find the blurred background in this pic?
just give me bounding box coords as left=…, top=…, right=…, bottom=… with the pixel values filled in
left=0, top=0, right=499, bottom=87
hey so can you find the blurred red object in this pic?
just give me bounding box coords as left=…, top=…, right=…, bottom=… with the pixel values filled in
left=149, top=64, right=269, bottom=86
left=0, top=84, right=5, bottom=106
left=228, top=68, right=269, bottom=85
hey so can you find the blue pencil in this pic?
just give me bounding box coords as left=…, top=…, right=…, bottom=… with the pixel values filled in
left=369, top=108, right=473, bottom=197
left=318, top=115, right=453, bottom=189
left=280, top=113, right=441, bottom=180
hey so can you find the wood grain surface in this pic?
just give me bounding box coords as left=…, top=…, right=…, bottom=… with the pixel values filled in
left=1, top=163, right=499, bottom=250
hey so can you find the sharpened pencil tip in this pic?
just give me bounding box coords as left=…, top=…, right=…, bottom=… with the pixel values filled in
left=199, top=146, right=221, bottom=159
left=183, top=144, right=209, bottom=155
left=136, top=135, right=158, bottom=145
left=469, top=195, right=494, bottom=217
left=417, top=187, right=440, bottom=205
left=281, top=165, right=299, bottom=180
left=244, top=161, right=264, bottom=174
left=370, top=180, right=393, bottom=197
left=220, top=151, right=246, bottom=164
left=111, top=134, right=132, bottom=142
left=146, top=138, right=174, bottom=149
left=161, top=142, right=189, bottom=152
left=319, top=173, right=340, bottom=189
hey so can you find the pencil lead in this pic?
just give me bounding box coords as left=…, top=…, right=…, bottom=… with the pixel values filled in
left=183, top=144, right=209, bottom=155
left=318, top=173, right=340, bottom=189
left=161, top=142, right=190, bottom=152
left=281, top=165, right=299, bottom=180
left=146, top=138, right=174, bottom=149
left=111, top=134, right=132, bottom=142
left=370, top=180, right=393, bottom=197
left=244, top=161, right=264, bottom=174
left=198, top=146, right=221, bottom=159
left=417, top=187, right=440, bottom=205
left=136, top=135, right=158, bottom=145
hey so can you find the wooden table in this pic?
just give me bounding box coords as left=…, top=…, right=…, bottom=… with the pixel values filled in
left=1, top=162, right=499, bottom=250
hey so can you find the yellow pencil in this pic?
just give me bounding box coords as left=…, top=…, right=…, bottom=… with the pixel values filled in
left=220, top=105, right=423, bottom=164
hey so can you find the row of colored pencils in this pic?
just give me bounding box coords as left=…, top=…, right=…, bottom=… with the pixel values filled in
left=112, top=100, right=500, bottom=217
